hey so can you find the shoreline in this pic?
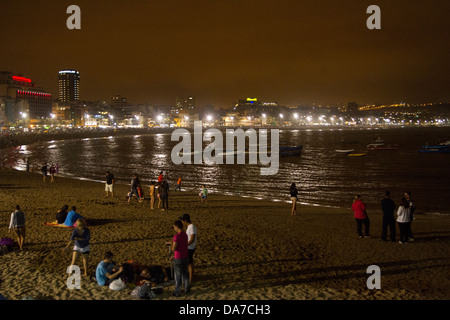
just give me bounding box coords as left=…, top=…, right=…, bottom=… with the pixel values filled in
left=0, top=169, right=449, bottom=300
left=2, top=124, right=448, bottom=150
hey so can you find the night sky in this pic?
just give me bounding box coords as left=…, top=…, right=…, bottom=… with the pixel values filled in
left=1, top=0, right=449, bottom=107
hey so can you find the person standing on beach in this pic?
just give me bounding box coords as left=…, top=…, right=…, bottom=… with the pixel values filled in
left=180, top=214, right=197, bottom=284
left=158, top=171, right=164, bottom=183
left=164, top=171, right=170, bottom=190
left=396, top=198, right=411, bottom=244
left=200, top=185, right=208, bottom=203
left=105, top=171, right=115, bottom=197
left=149, top=181, right=156, bottom=209
left=290, top=183, right=298, bottom=216
left=404, top=191, right=415, bottom=242
left=95, top=251, right=124, bottom=286
left=160, top=180, right=169, bottom=211
left=8, top=205, right=26, bottom=250
left=352, top=195, right=370, bottom=238
left=49, top=164, right=56, bottom=182
left=41, top=164, right=48, bottom=183
left=63, top=218, right=90, bottom=277
left=381, top=191, right=396, bottom=242
left=175, top=176, right=182, bottom=192
left=166, top=220, right=190, bottom=297
left=128, top=174, right=142, bottom=203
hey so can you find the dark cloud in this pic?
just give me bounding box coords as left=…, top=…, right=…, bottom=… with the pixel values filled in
left=1, top=0, right=449, bottom=107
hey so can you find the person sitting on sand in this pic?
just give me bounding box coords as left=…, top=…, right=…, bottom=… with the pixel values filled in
left=95, top=251, right=124, bottom=286
left=8, top=205, right=26, bottom=250
left=62, top=218, right=90, bottom=277
left=56, top=205, right=69, bottom=224
left=64, top=206, right=83, bottom=227
left=136, top=265, right=172, bottom=287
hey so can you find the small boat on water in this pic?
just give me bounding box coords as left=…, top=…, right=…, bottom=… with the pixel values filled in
left=335, top=149, right=354, bottom=154
left=347, top=153, right=367, bottom=157
left=280, top=145, right=303, bottom=157
left=420, top=140, right=450, bottom=153
left=367, top=144, right=398, bottom=150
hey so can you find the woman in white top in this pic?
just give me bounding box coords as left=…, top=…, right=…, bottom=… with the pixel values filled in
left=396, top=198, right=411, bottom=244
left=8, top=205, right=26, bottom=250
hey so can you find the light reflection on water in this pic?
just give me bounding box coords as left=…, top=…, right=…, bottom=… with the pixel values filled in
left=2, top=126, right=450, bottom=214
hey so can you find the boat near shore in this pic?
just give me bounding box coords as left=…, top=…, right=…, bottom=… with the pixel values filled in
left=335, top=149, right=354, bottom=154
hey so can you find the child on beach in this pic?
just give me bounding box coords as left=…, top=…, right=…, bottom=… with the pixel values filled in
left=63, top=218, right=90, bottom=277
left=8, top=205, right=26, bottom=250
left=149, top=181, right=156, bottom=209
left=200, top=185, right=208, bottom=203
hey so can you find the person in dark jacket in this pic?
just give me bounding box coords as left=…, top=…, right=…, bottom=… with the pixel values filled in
left=56, top=205, right=69, bottom=224
left=380, top=191, right=396, bottom=242
left=160, top=180, right=169, bottom=211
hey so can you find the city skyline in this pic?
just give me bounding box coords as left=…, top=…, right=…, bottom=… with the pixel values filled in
left=1, top=0, right=449, bottom=107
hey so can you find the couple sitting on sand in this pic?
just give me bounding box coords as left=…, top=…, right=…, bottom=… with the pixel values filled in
left=94, top=251, right=173, bottom=288
left=54, top=205, right=84, bottom=227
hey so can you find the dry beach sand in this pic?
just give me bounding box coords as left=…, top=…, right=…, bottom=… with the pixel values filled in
left=0, top=169, right=449, bottom=300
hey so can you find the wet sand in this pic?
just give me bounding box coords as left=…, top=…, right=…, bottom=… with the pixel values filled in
left=0, top=169, right=449, bottom=300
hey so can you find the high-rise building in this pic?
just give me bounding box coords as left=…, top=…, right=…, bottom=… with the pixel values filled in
left=0, top=71, right=52, bottom=124
left=58, top=69, right=80, bottom=103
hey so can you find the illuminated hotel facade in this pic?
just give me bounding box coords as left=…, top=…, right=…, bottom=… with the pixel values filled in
left=0, top=71, right=52, bottom=126
left=58, top=69, right=80, bottom=103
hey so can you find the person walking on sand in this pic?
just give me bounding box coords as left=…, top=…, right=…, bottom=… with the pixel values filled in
left=157, top=182, right=162, bottom=209
left=175, top=176, right=182, bottom=192
left=200, top=184, right=208, bottom=203
left=105, top=171, right=115, bottom=197
left=180, top=214, right=197, bottom=284
left=166, top=220, right=190, bottom=297
left=290, top=183, right=298, bottom=216
left=396, top=198, right=411, bottom=244
left=63, top=218, right=90, bottom=277
left=8, top=205, right=26, bottom=250
left=381, top=191, right=396, bottom=242
left=95, top=251, right=124, bottom=286
left=352, top=195, right=370, bottom=238
left=404, top=191, right=415, bottom=242
left=128, top=174, right=142, bottom=203
left=149, top=181, right=156, bottom=209
left=41, top=164, right=48, bottom=183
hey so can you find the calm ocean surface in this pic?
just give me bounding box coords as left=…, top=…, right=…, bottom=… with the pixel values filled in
left=3, top=126, right=450, bottom=214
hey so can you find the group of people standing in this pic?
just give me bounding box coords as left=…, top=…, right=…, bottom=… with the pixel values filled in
left=352, top=191, right=415, bottom=244
left=41, top=163, right=58, bottom=183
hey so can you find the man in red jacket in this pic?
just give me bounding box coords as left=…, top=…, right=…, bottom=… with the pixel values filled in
left=352, top=195, right=370, bottom=238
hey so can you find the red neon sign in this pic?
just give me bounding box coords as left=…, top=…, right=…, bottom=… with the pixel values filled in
left=12, top=76, right=32, bottom=83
